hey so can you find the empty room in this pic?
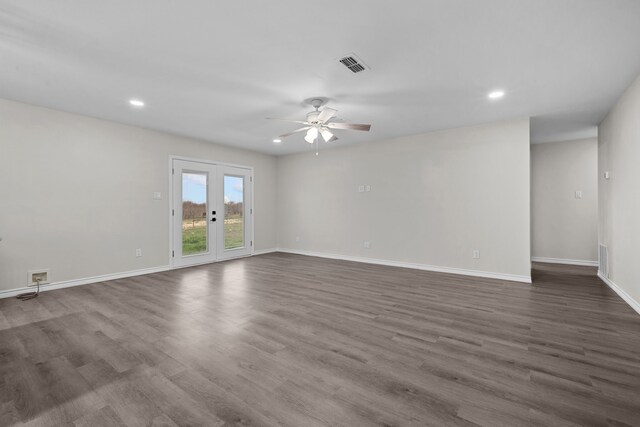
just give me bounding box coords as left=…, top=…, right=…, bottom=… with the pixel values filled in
left=1, top=1, right=640, bottom=426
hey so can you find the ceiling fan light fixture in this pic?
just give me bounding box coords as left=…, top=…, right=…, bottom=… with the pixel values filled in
left=267, top=101, right=370, bottom=149
left=305, top=127, right=318, bottom=143
left=320, top=128, right=334, bottom=143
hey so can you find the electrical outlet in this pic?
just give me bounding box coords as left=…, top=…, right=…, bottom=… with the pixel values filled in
left=574, top=190, right=583, bottom=199
left=153, top=191, right=162, bottom=200
left=365, top=185, right=371, bottom=192
left=358, top=185, right=365, bottom=193
left=472, top=250, right=480, bottom=259
left=136, top=248, right=143, bottom=257
left=363, top=241, right=371, bottom=249
left=27, top=269, right=50, bottom=286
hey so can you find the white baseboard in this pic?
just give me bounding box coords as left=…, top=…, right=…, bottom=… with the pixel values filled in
left=0, top=265, right=172, bottom=300
left=278, top=248, right=531, bottom=283
left=532, top=257, right=598, bottom=267
left=597, top=271, right=640, bottom=316
left=0, top=248, right=531, bottom=299
left=0, top=249, right=281, bottom=300
left=253, top=248, right=278, bottom=256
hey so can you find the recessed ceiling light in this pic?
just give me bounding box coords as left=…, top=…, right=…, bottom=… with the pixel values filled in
left=129, top=99, right=145, bottom=107
left=488, top=90, right=505, bottom=100
left=273, top=139, right=282, bottom=143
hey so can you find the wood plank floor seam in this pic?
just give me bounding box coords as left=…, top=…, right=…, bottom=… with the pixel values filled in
left=0, top=254, right=639, bottom=426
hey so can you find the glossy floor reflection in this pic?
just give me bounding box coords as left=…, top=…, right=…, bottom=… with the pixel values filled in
left=0, top=254, right=639, bottom=426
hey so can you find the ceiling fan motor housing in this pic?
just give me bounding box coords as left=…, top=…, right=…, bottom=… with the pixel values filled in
left=306, top=111, right=321, bottom=124
left=307, top=97, right=328, bottom=109
left=271, top=98, right=370, bottom=146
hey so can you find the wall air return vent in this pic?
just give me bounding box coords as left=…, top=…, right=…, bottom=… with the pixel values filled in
left=599, top=244, right=609, bottom=278
left=339, top=54, right=369, bottom=73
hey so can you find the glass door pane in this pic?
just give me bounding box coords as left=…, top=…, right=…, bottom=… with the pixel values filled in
left=172, top=159, right=217, bottom=268
left=217, top=165, right=252, bottom=260
left=182, top=172, right=208, bottom=255
left=224, top=175, right=244, bottom=249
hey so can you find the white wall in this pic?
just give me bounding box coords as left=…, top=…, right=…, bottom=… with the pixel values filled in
left=598, top=74, right=640, bottom=309
left=0, top=99, right=533, bottom=291
left=0, top=99, right=277, bottom=292
left=277, top=118, right=531, bottom=281
left=531, top=139, right=598, bottom=264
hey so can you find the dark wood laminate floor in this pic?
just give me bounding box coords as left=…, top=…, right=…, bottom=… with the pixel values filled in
left=1, top=254, right=639, bottom=426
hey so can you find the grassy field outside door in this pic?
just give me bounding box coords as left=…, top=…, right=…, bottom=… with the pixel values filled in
left=182, top=214, right=244, bottom=255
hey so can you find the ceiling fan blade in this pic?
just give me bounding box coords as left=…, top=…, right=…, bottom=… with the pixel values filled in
left=266, top=117, right=310, bottom=125
left=279, top=126, right=310, bottom=138
left=327, top=122, right=371, bottom=131
left=317, top=107, right=337, bottom=124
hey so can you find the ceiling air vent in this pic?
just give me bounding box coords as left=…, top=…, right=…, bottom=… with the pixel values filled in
left=339, top=54, right=368, bottom=73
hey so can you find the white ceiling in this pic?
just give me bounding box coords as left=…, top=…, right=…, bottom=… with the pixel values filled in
left=2, top=0, right=640, bottom=155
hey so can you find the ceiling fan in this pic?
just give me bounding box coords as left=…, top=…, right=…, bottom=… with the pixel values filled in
left=268, top=98, right=371, bottom=144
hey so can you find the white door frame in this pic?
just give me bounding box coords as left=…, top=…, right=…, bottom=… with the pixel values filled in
left=169, top=155, right=254, bottom=269
left=172, top=159, right=218, bottom=267
left=216, top=165, right=254, bottom=260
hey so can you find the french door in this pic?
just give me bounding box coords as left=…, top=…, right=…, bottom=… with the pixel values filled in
left=171, top=158, right=253, bottom=268
left=217, top=165, right=253, bottom=260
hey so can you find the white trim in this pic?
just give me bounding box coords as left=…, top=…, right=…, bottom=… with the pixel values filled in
left=597, top=272, right=640, bottom=316
left=598, top=244, right=608, bottom=277
left=217, top=165, right=254, bottom=260
left=250, top=174, right=255, bottom=257
left=169, top=155, right=255, bottom=269
left=253, top=248, right=278, bottom=256
left=0, top=247, right=274, bottom=300
left=169, top=260, right=216, bottom=270
left=278, top=248, right=532, bottom=283
left=0, top=265, right=171, bottom=300
left=169, top=156, right=175, bottom=266
left=168, top=155, right=255, bottom=170
left=171, top=159, right=218, bottom=267
left=531, top=257, right=598, bottom=267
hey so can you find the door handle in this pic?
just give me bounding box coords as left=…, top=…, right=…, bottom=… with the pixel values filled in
left=211, top=211, right=216, bottom=215
left=211, top=218, right=216, bottom=222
